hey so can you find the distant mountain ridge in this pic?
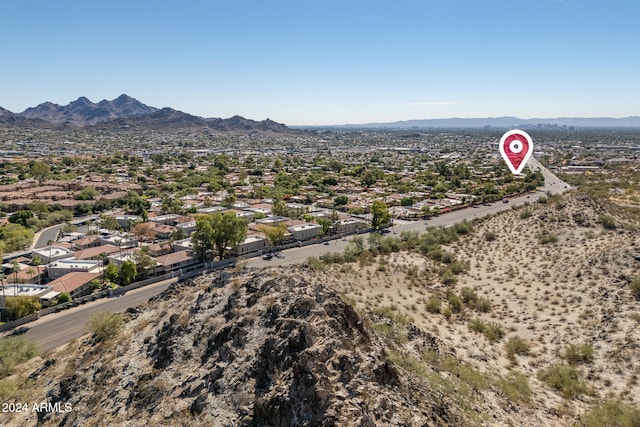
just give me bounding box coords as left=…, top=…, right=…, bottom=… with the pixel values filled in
left=19, top=94, right=157, bottom=126
left=0, top=95, right=294, bottom=134
left=332, top=116, right=640, bottom=129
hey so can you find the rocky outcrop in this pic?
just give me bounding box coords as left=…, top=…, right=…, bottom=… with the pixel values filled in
left=30, top=269, right=461, bottom=426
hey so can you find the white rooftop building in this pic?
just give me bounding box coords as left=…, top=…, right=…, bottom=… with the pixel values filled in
left=31, top=246, right=75, bottom=264
left=47, top=258, right=100, bottom=280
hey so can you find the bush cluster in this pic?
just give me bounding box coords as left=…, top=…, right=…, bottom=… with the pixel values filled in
left=537, top=363, right=590, bottom=399
left=0, top=336, right=39, bottom=379
left=86, top=311, right=124, bottom=342
left=468, top=319, right=505, bottom=342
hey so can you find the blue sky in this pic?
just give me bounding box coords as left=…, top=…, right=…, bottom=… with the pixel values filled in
left=1, top=0, right=639, bottom=125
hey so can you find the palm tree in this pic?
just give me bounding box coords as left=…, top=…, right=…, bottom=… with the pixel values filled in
left=25, top=268, right=35, bottom=284
left=10, top=260, right=20, bottom=294
left=47, top=239, right=54, bottom=263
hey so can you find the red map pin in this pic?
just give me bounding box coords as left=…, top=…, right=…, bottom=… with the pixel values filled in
left=499, top=129, right=533, bottom=174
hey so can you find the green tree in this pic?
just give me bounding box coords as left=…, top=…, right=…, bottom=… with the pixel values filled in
left=119, top=260, right=137, bottom=286
left=192, top=211, right=248, bottom=260
left=56, top=292, right=71, bottom=304
left=75, top=186, right=100, bottom=200
left=213, top=211, right=247, bottom=259
left=192, top=214, right=216, bottom=261
left=334, top=195, right=349, bottom=206
left=104, top=263, right=119, bottom=283
left=8, top=210, right=34, bottom=228
left=371, top=200, right=391, bottom=230
left=161, top=195, right=184, bottom=215
left=100, top=215, right=121, bottom=232
left=0, top=223, right=34, bottom=252
left=133, top=249, right=157, bottom=279
left=5, top=295, right=41, bottom=319
left=29, top=161, right=50, bottom=183
left=317, top=217, right=332, bottom=237
left=258, top=223, right=288, bottom=247
left=400, top=197, right=414, bottom=206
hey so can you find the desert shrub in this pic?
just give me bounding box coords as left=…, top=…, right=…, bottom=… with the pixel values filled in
left=440, top=251, right=454, bottom=264
left=447, top=293, right=462, bottom=313
left=441, top=268, right=458, bottom=285
left=425, top=296, right=441, bottom=314
left=573, top=213, right=586, bottom=225
left=460, top=287, right=490, bottom=312
left=473, top=297, right=492, bottom=313
left=0, top=336, right=39, bottom=379
left=484, top=231, right=497, bottom=241
left=498, top=371, right=532, bottom=403
left=629, top=277, right=640, bottom=299
left=505, top=336, right=530, bottom=360
left=468, top=319, right=505, bottom=342
left=320, top=251, right=346, bottom=264
left=575, top=400, right=640, bottom=427
left=537, top=196, right=548, bottom=204
left=426, top=246, right=444, bottom=262
left=600, top=214, right=617, bottom=230
left=450, top=261, right=466, bottom=275
left=442, top=307, right=452, bottom=320
left=439, top=353, right=489, bottom=391
left=565, top=343, right=595, bottom=365
left=307, top=256, right=324, bottom=271
left=519, top=209, right=533, bottom=219
left=540, top=232, right=559, bottom=244
left=86, top=311, right=124, bottom=342
left=537, top=363, right=589, bottom=399
left=373, top=306, right=409, bottom=326
left=452, top=220, right=473, bottom=235
left=460, top=287, right=477, bottom=305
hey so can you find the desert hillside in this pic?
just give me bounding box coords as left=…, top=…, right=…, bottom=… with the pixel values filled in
left=2, top=192, right=640, bottom=426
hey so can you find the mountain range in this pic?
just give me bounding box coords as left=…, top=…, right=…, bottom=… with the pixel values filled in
left=3, top=95, right=640, bottom=131
left=331, top=116, right=640, bottom=129
left=0, top=95, right=293, bottom=134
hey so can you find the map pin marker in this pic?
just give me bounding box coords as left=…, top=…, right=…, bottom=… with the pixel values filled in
left=499, top=129, right=533, bottom=174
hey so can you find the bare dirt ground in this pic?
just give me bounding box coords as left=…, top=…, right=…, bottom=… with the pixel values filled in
left=318, top=193, right=640, bottom=424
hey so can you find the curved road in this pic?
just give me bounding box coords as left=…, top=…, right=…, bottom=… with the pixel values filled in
left=3, top=158, right=568, bottom=351
left=2, top=278, right=177, bottom=352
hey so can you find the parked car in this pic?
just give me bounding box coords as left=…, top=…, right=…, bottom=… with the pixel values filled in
left=502, top=198, right=509, bottom=203
left=262, top=253, right=273, bottom=260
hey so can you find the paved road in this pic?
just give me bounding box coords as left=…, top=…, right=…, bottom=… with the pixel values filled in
left=4, top=157, right=568, bottom=351
left=32, top=224, right=62, bottom=249
left=2, top=277, right=177, bottom=352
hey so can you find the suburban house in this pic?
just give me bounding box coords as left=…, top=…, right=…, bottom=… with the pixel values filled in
left=287, top=223, right=323, bottom=241
left=73, top=244, right=120, bottom=260
left=176, top=221, right=196, bottom=235
left=146, top=241, right=172, bottom=257
left=48, top=272, right=101, bottom=298
left=150, top=222, right=176, bottom=239
left=100, top=234, right=138, bottom=249
left=172, top=238, right=193, bottom=253
left=0, top=284, right=58, bottom=311
left=72, top=235, right=101, bottom=250
left=335, top=218, right=363, bottom=234
left=233, top=234, right=268, bottom=256
left=107, top=250, right=138, bottom=267
left=149, top=213, right=181, bottom=226
left=153, top=250, right=196, bottom=274
left=31, top=246, right=75, bottom=264
left=47, top=259, right=101, bottom=279
left=115, top=214, right=141, bottom=228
